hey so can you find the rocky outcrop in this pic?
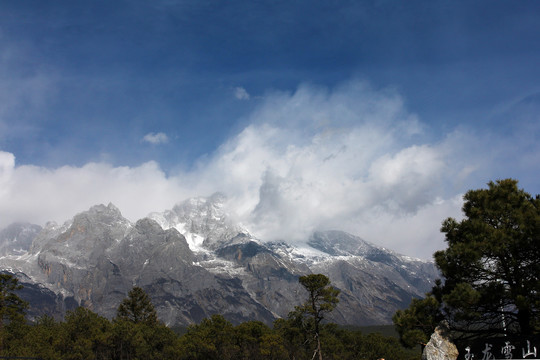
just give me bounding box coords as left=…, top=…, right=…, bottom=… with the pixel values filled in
left=422, top=324, right=459, bottom=360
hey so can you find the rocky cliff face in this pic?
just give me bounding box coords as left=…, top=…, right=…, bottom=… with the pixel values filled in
left=0, top=194, right=438, bottom=326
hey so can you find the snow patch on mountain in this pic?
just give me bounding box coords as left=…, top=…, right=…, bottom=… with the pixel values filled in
left=195, top=257, right=247, bottom=277
left=148, top=192, right=255, bottom=253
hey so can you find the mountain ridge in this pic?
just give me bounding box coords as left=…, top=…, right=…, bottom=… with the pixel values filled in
left=0, top=194, right=438, bottom=326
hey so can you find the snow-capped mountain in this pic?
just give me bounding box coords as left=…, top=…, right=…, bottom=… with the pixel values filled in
left=148, top=192, right=252, bottom=252
left=0, top=194, right=438, bottom=326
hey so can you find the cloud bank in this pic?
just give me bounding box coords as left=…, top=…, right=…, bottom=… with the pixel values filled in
left=1, top=81, right=535, bottom=259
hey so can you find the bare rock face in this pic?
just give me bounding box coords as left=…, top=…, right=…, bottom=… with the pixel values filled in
left=0, top=194, right=439, bottom=327
left=422, top=324, right=459, bottom=360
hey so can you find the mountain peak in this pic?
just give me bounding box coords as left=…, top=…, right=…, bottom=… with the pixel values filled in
left=208, top=191, right=227, bottom=203
left=86, top=203, right=122, bottom=217
left=149, top=193, right=250, bottom=252
left=308, top=230, right=374, bottom=257
left=172, top=192, right=227, bottom=216
left=67, top=203, right=130, bottom=230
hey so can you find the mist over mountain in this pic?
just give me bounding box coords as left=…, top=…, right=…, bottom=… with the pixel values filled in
left=0, top=194, right=438, bottom=326
left=0, top=222, right=41, bottom=256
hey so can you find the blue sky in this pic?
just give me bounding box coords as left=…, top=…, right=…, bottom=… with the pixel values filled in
left=0, top=1, right=539, bottom=259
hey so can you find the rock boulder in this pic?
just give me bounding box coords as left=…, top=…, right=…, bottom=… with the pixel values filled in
left=422, top=324, right=459, bottom=360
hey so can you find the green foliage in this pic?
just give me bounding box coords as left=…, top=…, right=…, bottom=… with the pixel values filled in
left=394, top=179, right=540, bottom=343
left=273, top=315, right=311, bottom=359
left=178, top=314, right=239, bottom=360
left=234, top=320, right=272, bottom=359
left=258, top=331, right=288, bottom=359
left=62, top=307, right=112, bottom=360
left=392, top=294, right=443, bottom=348
left=0, top=273, right=28, bottom=356
left=116, top=286, right=158, bottom=326
left=24, top=315, right=64, bottom=360
left=112, top=286, right=179, bottom=359
left=110, top=319, right=180, bottom=360
left=273, top=318, right=418, bottom=360
left=351, top=324, right=399, bottom=338
left=294, top=274, right=341, bottom=360
left=0, top=274, right=28, bottom=325
left=317, top=324, right=355, bottom=359
left=435, top=179, right=540, bottom=338
left=355, top=332, right=418, bottom=360
left=298, top=274, right=340, bottom=321
left=0, top=293, right=415, bottom=360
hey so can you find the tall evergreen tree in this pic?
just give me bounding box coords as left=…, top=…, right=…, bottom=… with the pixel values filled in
left=294, top=274, right=340, bottom=360
left=395, top=179, right=540, bottom=342
left=114, top=286, right=181, bottom=359
left=0, top=273, right=28, bottom=325
left=116, top=286, right=158, bottom=325
left=0, top=273, right=28, bottom=354
left=435, top=179, right=539, bottom=338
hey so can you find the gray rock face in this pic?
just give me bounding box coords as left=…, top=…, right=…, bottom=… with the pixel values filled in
left=0, top=194, right=439, bottom=327
left=0, top=222, right=42, bottom=256
left=422, top=325, right=459, bottom=360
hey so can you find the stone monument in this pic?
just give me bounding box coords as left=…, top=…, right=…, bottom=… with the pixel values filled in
left=422, top=323, right=459, bottom=360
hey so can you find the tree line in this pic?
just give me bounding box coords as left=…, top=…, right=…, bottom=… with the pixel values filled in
left=0, top=274, right=416, bottom=360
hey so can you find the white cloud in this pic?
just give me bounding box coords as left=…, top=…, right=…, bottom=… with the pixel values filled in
left=142, top=132, right=169, bottom=144
left=178, top=82, right=468, bottom=257
left=0, top=151, right=15, bottom=198
left=2, top=80, right=535, bottom=259
left=0, top=156, right=189, bottom=228
left=234, top=86, right=250, bottom=100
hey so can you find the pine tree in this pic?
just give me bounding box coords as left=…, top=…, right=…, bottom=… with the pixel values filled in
left=0, top=273, right=28, bottom=355
left=394, top=179, right=540, bottom=342
left=116, top=286, right=158, bottom=325
left=294, top=274, right=340, bottom=360
left=435, top=179, right=539, bottom=338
